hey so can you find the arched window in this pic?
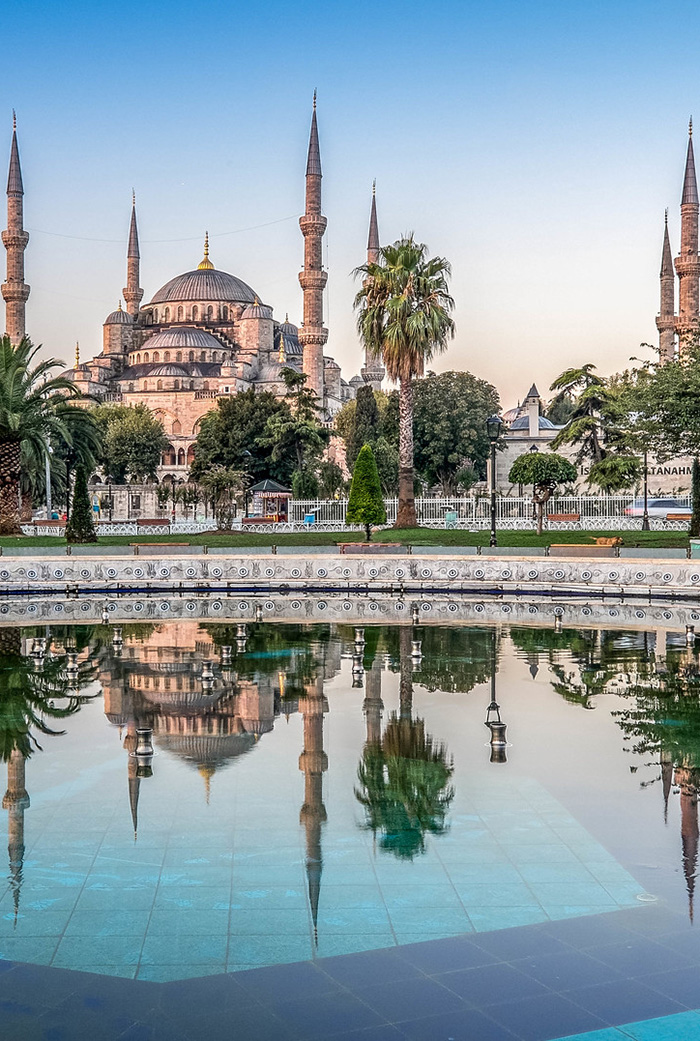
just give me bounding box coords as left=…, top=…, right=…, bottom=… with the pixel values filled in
left=144, top=352, right=150, bottom=363
left=177, top=448, right=185, bottom=466
left=187, top=444, right=196, bottom=464
left=128, top=383, right=134, bottom=393
left=189, top=380, right=194, bottom=390
left=192, top=306, right=199, bottom=320
left=164, top=445, right=176, bottom=466
left=157, top=380, right=163, bottom=391
left=203, top=381, right=209, bottom=390
left=164, top=351, right=170, bottom=362
left=154, top=308, right=159, bottom=323
left=136, top=354, right=141, bottom=364
left=200, top=351, right=206, bottom=362
left=143, top=380, right=148, bottom=391
left=212, top=352, right=218, bottom=362
left=222, top=305, right=228, bottom=321
left=172, top=419, right=181, bottom=434
left=176, top=351, right=182, bottom=362
left=153, top=352, right=159, bottom=362
left=207, top=305, right=213, bottom=321
left=189, top=351, right=194, bottom=361
left=177, top=306, right=183, bottom=321
left=174, top=380, right=180, bottom=390
left=164, top=307, right=170, bottom=322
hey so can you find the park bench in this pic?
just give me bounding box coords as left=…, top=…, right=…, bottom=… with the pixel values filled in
left=667, top=513, right=692, bottom=521
left=242, top=515, right=281, bottom=525
left=550, top=544, right=618, bottom=558
left=547, top=513, right=581, bottom=523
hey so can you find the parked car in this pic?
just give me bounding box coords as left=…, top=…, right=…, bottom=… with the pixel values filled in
left=624, top=497, right=692, bottom=518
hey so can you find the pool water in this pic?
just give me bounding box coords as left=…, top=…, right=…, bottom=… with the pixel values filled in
left=4, top=615, right=700, bottom=1038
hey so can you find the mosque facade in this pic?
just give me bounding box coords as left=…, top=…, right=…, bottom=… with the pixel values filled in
left=3, top=101, right=383, bottom=486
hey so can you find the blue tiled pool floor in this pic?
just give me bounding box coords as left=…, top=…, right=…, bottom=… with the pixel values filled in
left=0, top=773, right=644, bottom=981
left=3, top=902, right=700, bottom=1041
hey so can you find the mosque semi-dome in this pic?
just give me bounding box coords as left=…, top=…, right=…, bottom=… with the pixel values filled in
left=141, top=327, right=225, bottom=351
left=241, top=301, right=273, bottom=320
left=149, top=268, right=257, bottom=306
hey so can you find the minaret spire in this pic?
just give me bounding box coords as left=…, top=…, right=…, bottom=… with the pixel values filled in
left=298, top=93, right=327, bottom=404
left=123, top=192, right=143, bottom=319
left=298, top=675, right=328, bottom=947
left=361, top=181, right=385, bottom=390
left=675, top=120, right=700, bottom=346
left=2, top=114, right=30, bottom=344
left=657, top=209, right=676, bottom=362
left=3, top=750, right=30, bottom=926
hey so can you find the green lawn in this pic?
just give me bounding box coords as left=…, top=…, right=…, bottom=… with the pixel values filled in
left=0, top=527, right=690, bottom=549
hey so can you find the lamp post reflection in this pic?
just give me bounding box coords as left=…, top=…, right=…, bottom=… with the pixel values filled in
left=485, top=627, right=507, bottom=763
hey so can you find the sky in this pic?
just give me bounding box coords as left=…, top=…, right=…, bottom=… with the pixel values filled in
left=3, top=0, right=700, bottom=408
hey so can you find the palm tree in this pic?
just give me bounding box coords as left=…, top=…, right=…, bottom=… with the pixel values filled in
left=354, top=236, right=455, bottom=528
left=0, top=336, right=82, bottom=533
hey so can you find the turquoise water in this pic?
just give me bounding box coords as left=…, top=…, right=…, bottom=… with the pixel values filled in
left=0, top=620, right=696, bottom=982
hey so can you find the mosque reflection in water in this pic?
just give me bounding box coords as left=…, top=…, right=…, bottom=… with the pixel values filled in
left=3, top=617, right=700, bottom=958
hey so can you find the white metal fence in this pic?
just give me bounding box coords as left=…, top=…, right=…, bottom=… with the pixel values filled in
left=289, top=495, right=693, bottom=531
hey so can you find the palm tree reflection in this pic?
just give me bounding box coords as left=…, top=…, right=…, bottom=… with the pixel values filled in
left=355, top=628, right=454, bottom=860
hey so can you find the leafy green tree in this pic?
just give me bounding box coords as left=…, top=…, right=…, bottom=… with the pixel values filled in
left=262, top=368, right=329, bottom=492
left=549, top=363, right=641, bottom=492
left=347, top=385, right=380, bottom=471
left=65, top=465, right=97, bottom=543
left=354, top=236, right=455, bottom=528
left=0, top=336, right=83, bottom=534
left=92, top=403, right=168, bottom=484
left=372, top=436, right=399, bottom=496
left=346, top=443, right=387, bottom=539
left=508, top=451, right=577, bottom=534
left=412, top=370, right=500, bottom=494
left=190, top=388, right=293, bottom=484
left=50, top=403, right=102, bottom=514
left=545, top=391, right=575, bottom=426
left=692, top=457, right=700, bottom=538
left=199, top=466, right=246, bottom=529
left=317, top=460, right=345, bottom=498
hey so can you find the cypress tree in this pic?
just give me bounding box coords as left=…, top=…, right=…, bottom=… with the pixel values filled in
left=65, top=465, right=97, bottom=543
left=347, top=386, right=380, bottom=471
left=346, top=443, right=386, bottom=541
left=691, top=456, right=700, bottom=538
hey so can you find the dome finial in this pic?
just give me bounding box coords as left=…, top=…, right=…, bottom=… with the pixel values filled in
left=691, top=116, right=694, bottom=138
left=12, top=109, right=16, bottom=131
left=279, top=331, right=286, bottom=364
left=75, top=341, right=80, bottom=368
left=313, top=88, right=317, bottom=111
left=198, top=231, right=214, bottom=270
left=372, top=178, right=376, bottom=196
left=665, top=207, right=669, bottom=225
left=118, top=298, right=122, bottom=310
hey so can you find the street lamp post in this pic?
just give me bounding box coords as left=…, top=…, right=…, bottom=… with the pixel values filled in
left=486, top=414, right=503, bottom=548
left=241, top=449, right=252, bottom=518
left=642, top=450, right=650, bottom=531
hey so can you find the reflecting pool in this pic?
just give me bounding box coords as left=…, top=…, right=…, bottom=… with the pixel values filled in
left=1, top=618, right=699, bottom=983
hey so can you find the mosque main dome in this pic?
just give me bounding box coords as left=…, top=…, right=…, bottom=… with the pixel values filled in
left=149, top=268, right=257, bottom=305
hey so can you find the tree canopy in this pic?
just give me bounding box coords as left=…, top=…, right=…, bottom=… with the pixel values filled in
left=508, top=451, right=577, bottom=534
left=92, top=403, right=168, bottom=484
left=412, top=370, right=500, bottom=494
left=346, top=443, right=386, bottom=539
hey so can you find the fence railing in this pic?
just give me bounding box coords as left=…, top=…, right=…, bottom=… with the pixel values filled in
left=288, top=495, right=693, bottom=531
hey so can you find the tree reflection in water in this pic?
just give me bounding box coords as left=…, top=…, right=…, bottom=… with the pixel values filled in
left=0, top=626, right=99, bottom=925
left=355, top=628, right=454, bottom=860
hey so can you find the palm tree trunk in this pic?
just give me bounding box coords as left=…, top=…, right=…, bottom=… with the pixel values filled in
left=399, top=627, right=413, bottom=720
left=0, top=438, right=23, bottom=535
left=396, top=375, right=417, bottom=528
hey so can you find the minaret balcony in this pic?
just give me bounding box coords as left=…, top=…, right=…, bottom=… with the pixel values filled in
left=299, top=214, right=327, bottom=235
left=298, top=271, right=328, bottom=291
left=656, top=315, right=676, bottom=328
left=674, top=256, right=700, bottom=275
left=1, top=281, right=30, bottom=303
left=1, top=230, right=29, bottom=250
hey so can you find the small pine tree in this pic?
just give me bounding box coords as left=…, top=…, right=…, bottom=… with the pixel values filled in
left=346, top=443, right=386, bottom=540
left=65, top=465, right=97, bottom=543
left=691, top=456, right=700, bottom=538
left=347, top=385, right=380, bottom=470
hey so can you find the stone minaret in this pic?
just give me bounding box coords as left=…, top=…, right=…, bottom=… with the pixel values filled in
left=123, top=192, right=143, bottom=319
left=298, top=93, right=327, bottom=404
left=298, top=675, right=328, bottom=946
left=656, top=211, right=676, bottom=362
left=675, top=120, right=700, bottom=344
left=3, top=749, right=30, bottom=925
left=361, top=182, right=385, bottom=391
left=2, top=114, right=30, bottom=344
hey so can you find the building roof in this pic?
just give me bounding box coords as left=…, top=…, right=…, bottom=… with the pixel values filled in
left=121, top=360, right=221, bottom=379
left=104, top=306, right=133, bottom=325
left=250, top=479, right=291, bottom=494
left=683, top=125, right=699, bottom=206
left=149, top=268, right=257, bottom=305
left=140, top=327, right=225, bottom=351
left=241, top=301, right=273, bottom=320
left=274, top=326, right=302, bottom=357
left=508, top=415, right=558, bottom=431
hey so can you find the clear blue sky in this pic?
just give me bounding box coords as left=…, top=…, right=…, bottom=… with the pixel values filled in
left=4, top=0, right=700, bottom=405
